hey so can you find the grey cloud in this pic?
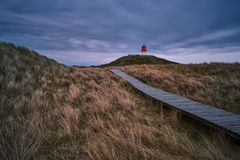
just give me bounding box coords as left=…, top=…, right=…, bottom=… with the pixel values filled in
left=0, top=0, right=240, bottom=65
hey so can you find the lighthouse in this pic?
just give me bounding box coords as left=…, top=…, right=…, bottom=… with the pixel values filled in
left=141, top=43, right=147, bottom=55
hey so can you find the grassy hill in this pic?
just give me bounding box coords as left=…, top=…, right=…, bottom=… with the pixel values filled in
left=122, top=63, right=240, bottom=114
left=0, top=42, right=239, bottom=159
left=101, top=55, right=177, bottom=67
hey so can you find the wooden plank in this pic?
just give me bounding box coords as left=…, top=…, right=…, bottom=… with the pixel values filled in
left=173, top=105, right=203, bottom=111
left=149, top=90, right=175, bottom=97
left=167, top=98, right=200, bottom=104
left=147, top=90, right=164, bottom=96
left=205, top=115, right=240, bottom=121
left=155, top=97, right=180, bottom=102
left=154, top=95, right=184, bottom=102
left=193, top=111, right=234, bottom=118
left=187, top=104, right=219, bottom=110
left=165, top=97, right=192, bottom=103
left=167, top=100, right=199, bottom=108
left=186, top=106, right=223, bottom=113
left=180, top=105, right=214, bottom=113
left=193, top=110, right=236, bottom=117
left=188, top=109, right=223, bottom=117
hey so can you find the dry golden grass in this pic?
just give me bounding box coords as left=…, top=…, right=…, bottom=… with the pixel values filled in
left=1, top=43, right=240, bottom=159
left=121, top=64, right=240, bottom=113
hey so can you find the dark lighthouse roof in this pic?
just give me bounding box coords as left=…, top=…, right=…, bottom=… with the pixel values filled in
left=141, top=44, right=147, bottom=53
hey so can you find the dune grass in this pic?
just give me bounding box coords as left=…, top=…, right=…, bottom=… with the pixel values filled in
left=121, top=64, right=240, bottom=114
left=0, top=43, right=240, bottom=159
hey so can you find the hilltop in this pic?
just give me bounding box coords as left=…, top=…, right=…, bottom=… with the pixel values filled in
left=0, top=42, right=239, bottom=159
left=101, top=55, right=177, bottom=67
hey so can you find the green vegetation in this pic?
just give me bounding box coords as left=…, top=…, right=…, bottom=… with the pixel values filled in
left=0, top=42, right=239, bottom=159
left=101, top=55, right=177, bottom=67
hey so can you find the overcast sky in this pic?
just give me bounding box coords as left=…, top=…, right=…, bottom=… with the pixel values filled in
left=1, top=0, right=240, bottom=65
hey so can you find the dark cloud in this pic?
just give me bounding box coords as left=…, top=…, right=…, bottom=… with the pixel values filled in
left=0, top=0, right=240, bottom=65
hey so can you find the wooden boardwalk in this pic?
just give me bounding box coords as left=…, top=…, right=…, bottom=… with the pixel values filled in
left=111, top=69, right=240, bottom=140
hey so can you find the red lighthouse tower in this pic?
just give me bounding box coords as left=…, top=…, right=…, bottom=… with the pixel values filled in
left=141, top=43, right=147, bottom=54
